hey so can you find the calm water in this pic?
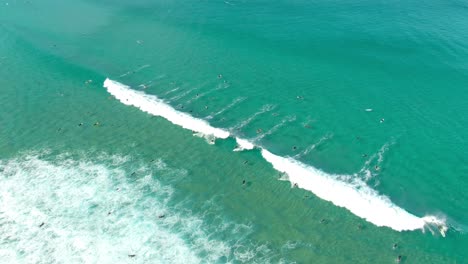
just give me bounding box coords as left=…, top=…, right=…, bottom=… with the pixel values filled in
left=1, top=0, right=467, bottom=263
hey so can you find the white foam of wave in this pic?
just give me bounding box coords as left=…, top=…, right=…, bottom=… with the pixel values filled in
left=0, top=153, right=234, bottom=264
left=234, top=137, right=255, bottom=151
left=206, top=97, right=246, bottom=119
left=261, top=149, right=446, bottom=232
left=118, top=64, right=151, bottom=78
left=230, top=104, right=276, bottom=132
left=103, top=79, right=447, bottom=234
left=104, top=79, right=229, bottom=139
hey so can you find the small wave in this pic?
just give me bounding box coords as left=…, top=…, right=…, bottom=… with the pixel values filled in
left=104, top=79, right=229, bottom=139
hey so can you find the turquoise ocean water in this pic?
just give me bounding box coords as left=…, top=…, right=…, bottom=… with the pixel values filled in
left=1, top=0, right=468, bottom=263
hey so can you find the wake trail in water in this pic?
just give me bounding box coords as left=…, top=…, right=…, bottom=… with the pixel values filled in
left=206, top=97, right=246, bottom=119
left=254, top=115, right=296, bottom=142
left=359, top=140, right=395, bottom=181
left=185, top=83, right=230, bottom=105
left=294, top=134, right=333, bottom=159
left=137, top=74, right=166, bottom=89
left=104, top=78, right=447, bottom=234
left=168, top=81, right=211, bottom=102
left=118, top=64, right=151, bottom=78
left=230, top=104, right=276, bottom=132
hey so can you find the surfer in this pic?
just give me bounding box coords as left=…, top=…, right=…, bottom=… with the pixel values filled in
left=158, top=214, right=165, bottom=219
left=78, top=123, right=83, bottom=126
left=396, top=255, right=402, bottom=263
left=380, top=118, right=385, bottom=123
left=218, top=74, right=223, bottom=79
left=242, top=179, right=246, bottom=185
left=393, top=243, right=398, bottom=250
left=292, top=146, right=297, bottom=150
left=374, top=165, right=380, bottom=171
left=293, top=183, right=298, bottom=188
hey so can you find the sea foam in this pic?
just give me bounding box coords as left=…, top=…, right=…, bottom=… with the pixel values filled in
left=0, top=152, right=236, bottom=263
left=103, top=78, right=446, bottom=234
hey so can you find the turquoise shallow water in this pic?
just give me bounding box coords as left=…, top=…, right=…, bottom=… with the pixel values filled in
left=1, top=0, right=468, bottom=263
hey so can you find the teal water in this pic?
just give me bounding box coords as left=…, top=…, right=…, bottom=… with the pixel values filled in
left=1, top=0, right=468, bottom=263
